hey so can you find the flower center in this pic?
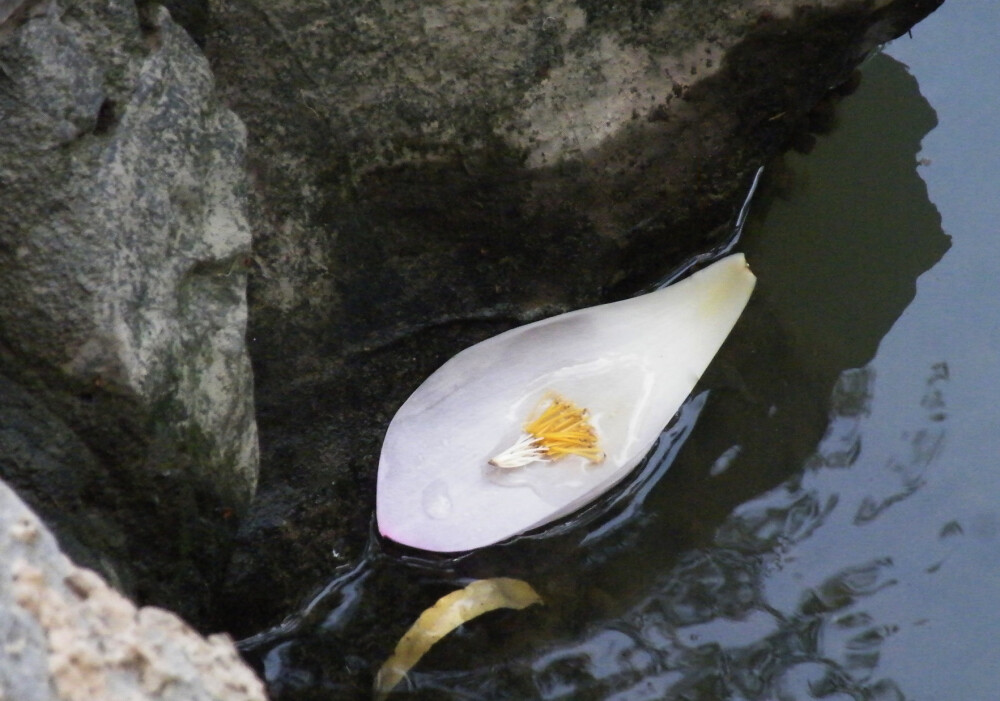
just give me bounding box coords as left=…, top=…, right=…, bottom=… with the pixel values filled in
left=489, top=393, right=605, bottom=469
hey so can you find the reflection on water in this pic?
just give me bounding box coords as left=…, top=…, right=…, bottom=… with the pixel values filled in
left=242, top=3, right=1000, bottom=698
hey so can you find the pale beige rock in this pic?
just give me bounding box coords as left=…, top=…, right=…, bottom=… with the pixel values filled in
left=0, top=480, right=268, bottom=701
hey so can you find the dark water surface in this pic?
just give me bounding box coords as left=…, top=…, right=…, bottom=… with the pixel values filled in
left=242, top=3, right=1000, bottom=698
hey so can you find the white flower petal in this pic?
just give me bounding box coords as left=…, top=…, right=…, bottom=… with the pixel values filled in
left=377, top=253, right=756, bottom=552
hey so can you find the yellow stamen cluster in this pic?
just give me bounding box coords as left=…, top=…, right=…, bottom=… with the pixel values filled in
left=524, top=396, right=603, bottom=462
left=489, top=394, right=604, bottom=469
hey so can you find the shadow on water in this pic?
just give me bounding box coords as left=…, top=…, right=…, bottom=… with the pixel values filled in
left=240, top=53, right=949, bottom=700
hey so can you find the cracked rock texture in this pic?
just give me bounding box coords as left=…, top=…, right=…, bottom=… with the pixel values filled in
left=0, top=0, right=257, bottom=623
left=0, top=478, right=267, bottom=701
left=203, top=0, right=943, bottom=633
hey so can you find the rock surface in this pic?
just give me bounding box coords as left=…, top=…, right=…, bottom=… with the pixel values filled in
left=204, top=0, right=944, bottom=633
left=0, top=0, right=257, bottom=622
left=0, top=478, right=268, bottom=701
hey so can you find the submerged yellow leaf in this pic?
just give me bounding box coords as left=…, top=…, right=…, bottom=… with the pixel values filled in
left=374, top=577, right=543, bottom=698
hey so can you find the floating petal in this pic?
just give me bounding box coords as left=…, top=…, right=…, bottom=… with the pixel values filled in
left=377, top=253, right=756, bottom=551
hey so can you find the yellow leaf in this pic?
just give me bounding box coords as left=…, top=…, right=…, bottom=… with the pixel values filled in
left=374, top=578, right=543, bottom=698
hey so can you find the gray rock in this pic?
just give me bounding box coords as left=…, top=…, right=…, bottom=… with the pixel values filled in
left=0, top=1, right=257, bottom=622
left=204, top=0, right=943, bottom=632
left=0, top=477, right=268, bottom=701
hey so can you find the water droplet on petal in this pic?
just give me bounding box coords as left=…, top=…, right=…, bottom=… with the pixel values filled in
left=422, top=479, right=452, bottom=519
